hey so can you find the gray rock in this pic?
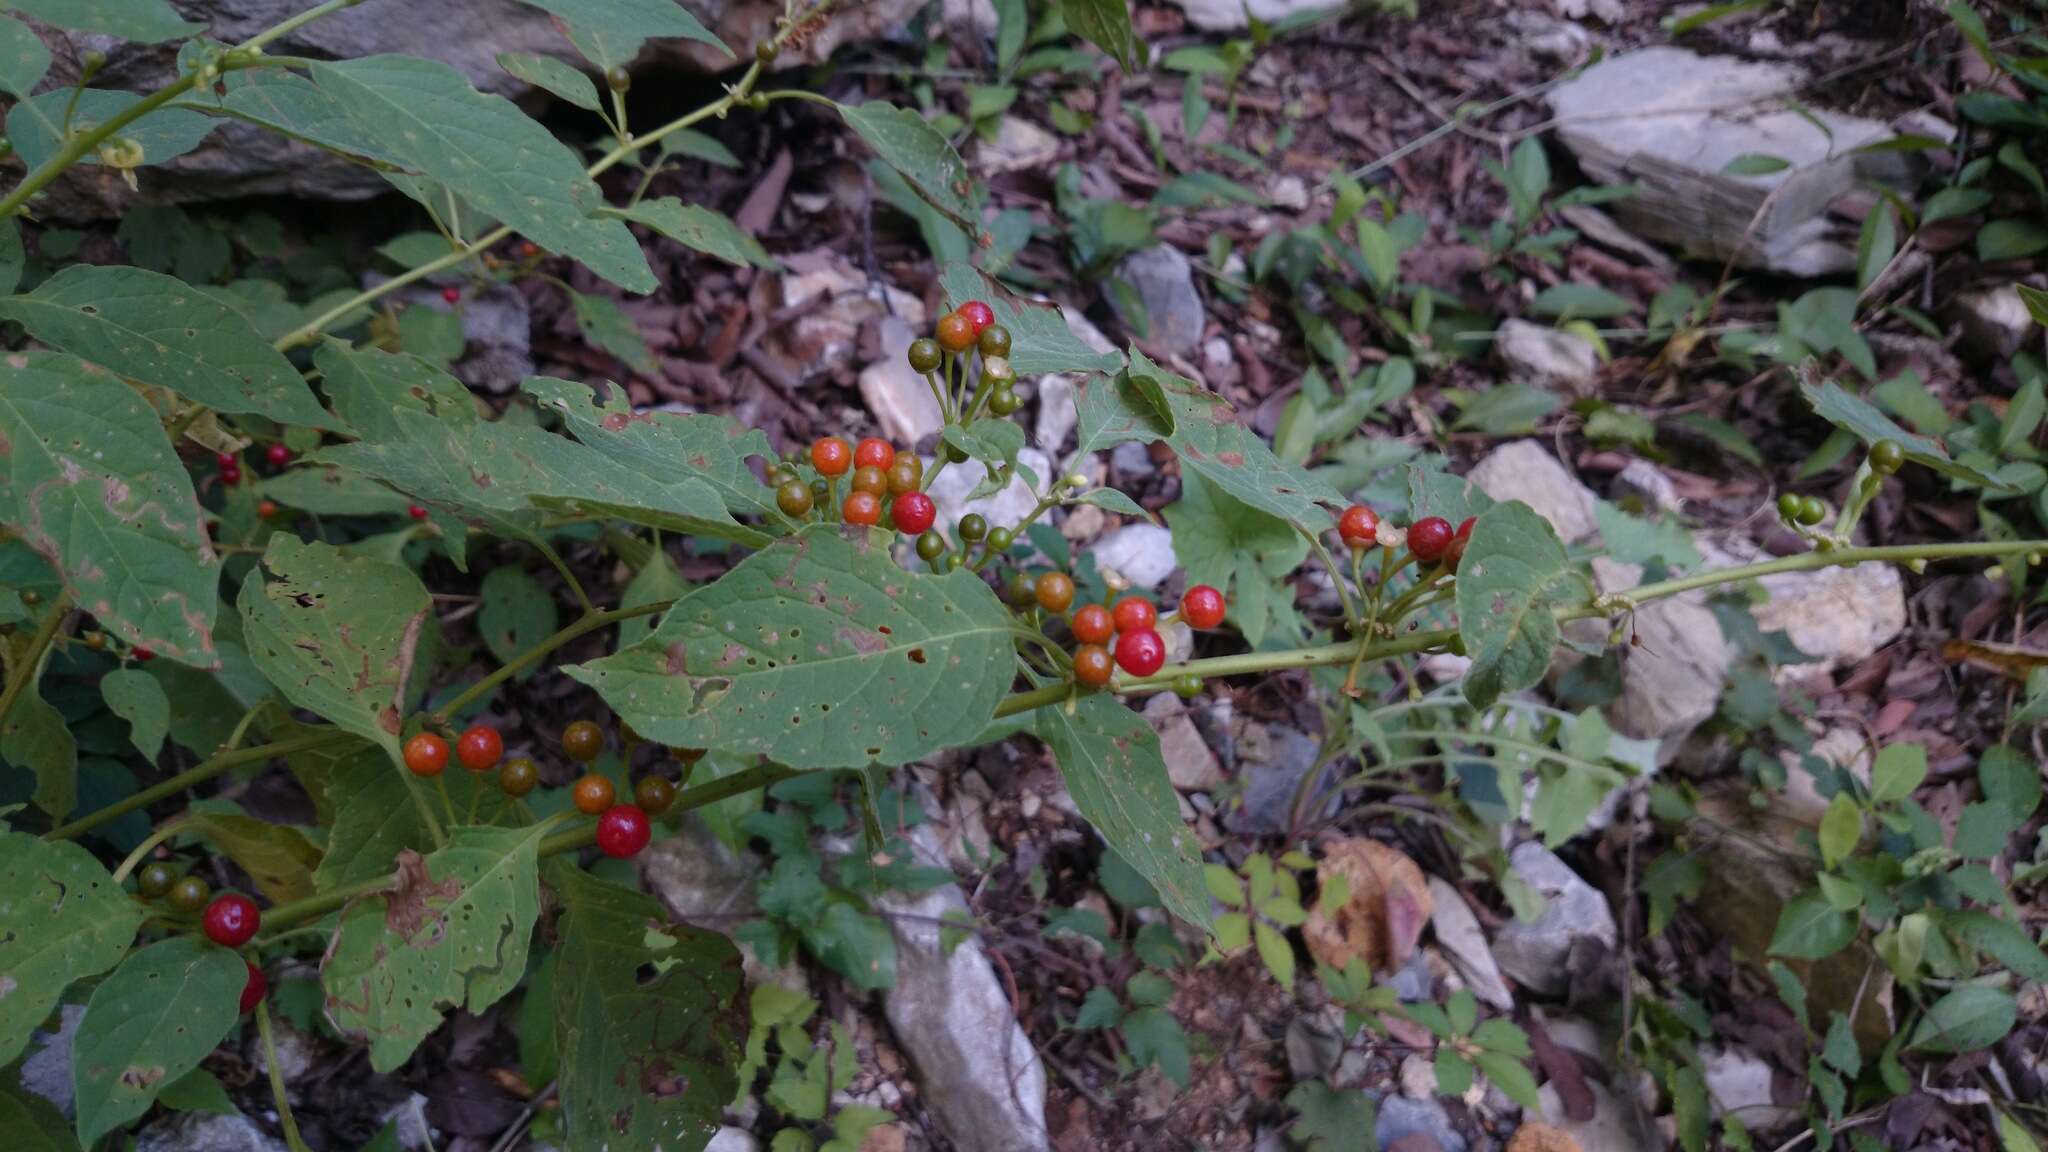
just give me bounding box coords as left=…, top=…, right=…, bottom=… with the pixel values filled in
left=1702, top=1046, right=1801, bottom=1133
left=861, top=315, right=945, bottom=448
left=1388, top=950, right=1434, bottom=1003
left=1614, top=459, right=1683, bottom=514
left=927, top=447, right=1053, bottom=538
left=878, top=827, right=1049, bottom=1152
left=1490, top=843, right=1617, bottom=996
left=1506, top=9, right=1592, bottom=64
left=1376, top=1095, right=1467, bottom=1152
left=378, top=1094, right=434, bottom=1150
left=1224, top=724, right=1330, bottom=835
left=374, top=278, right=533, bottom=395
left=1109, top=440, right=1155, bottom=479
left=639, top=814, right=804, bottom=990
left=1539, top=1081, right=1660, bottom=1151
left=1714, top=536, right=1906, bottom=675
left=19, top=1004, right=80, bottom=1114
left=1285, top=1012, right=1345, bottom=1081
left=1949, top=285, right=2036, bottom=365
left=1110, top=246, right=1205, bottom=356
left=1563, top=555, right=1734, bottom=754
left=1093, top=523, right=1177, bottom=589
left=1426, top=879, right=1514, bottom=1011
left=1467, top=442, right=1599, bottom=543
left=974, top=117, right=1061, bottom=177
left=1144, top=694, right=1224, bottom=792
left=1033, top=373, right=1077, bottom=456
left=707, top=1127, right=763, bottom=1152
left=1548, top=48, right=1900, bottom=275
left=137, top=1113, right=287, bottom=1152
left=1496, top=319, right=1598, bottom=396
left=1170, top=0, right=1343, bottom=32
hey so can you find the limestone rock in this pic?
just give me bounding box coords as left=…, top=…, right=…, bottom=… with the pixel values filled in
left=861, top=315, right=945, bottom=448
left=1144, top=694, right=1223, bottom=792
left=1169, top=0, right=1343, bottom=32
left=1948, top=284, right=2036, bottom=366
left=1109, top=245, right=1205, bottom=356
left=1426, top=877, right=1514, bottom=1011
left=1468, top=442, right=1599, bottom=542
left=1093, top=522, right=1177, bottom=589
left=1497, top=319, right=1598, bottom=396
left=1489, top=843, right=1616, bottom=996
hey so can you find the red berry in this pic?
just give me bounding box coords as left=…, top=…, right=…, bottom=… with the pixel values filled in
left=134, top=647, right=155, bottom=662
left=892, top=491, right=936, bottom=535
left=958, top=300, right=995, bottom=334
left=256, top=499, right=280, bottom=520
left=1180, top=585, right=1226, bottom=630
left=1445, top=517, right=1477, bottom=571
left=812, top=437, right=852, bottom=477
left=220, top=465, right=241, bottom=486
left=1338, top=505, right=1378, bottom=548
left=935, top=313, right=976, bottom=353
left=408, top=504, right=429, bottom=521
left=1111, top=596, right=1156, bottom=634
left=265, top=444, right=290, bottom=467
left=403, top=732, right=449, bottom=777
left=440, top=285, right=462, bottom=304
left=1072, top=604, right=1114, bottom=645
left=215, top=451, right=237, bottom=469
left=1114, top=629, right=1166, bottom=677
left=239, top=961, right=267, bottom=1013
left=455, top=723, right=503, bottom=771
left=596, top=804, right=652, bottom=859
left=1073, top=644, right=1114, bottom=687
left=854, top=438, right=896, bottom=472
left=1409, top=516, right=1454, bottom=563
left=843, top=490, right=882, bottom=526
left=202, top=893, right=259, bottom=948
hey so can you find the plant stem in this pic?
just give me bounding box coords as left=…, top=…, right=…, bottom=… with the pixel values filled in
left=0, top=81, right=199, bottom=217
left=110, top=820, right=185, bottom=884
left=275, top=229, right=508, bottom=350
left=254, top=1000, right=315, bottom=1152
left=237, top=0, right=362, bottom=53
left=0, top=590, right=69, bottom=731
left=430, top=599, right=671, bottom=723
left=44, top=730, right=349, bottom=842
left=1603, top=541, right=2040, bottom=609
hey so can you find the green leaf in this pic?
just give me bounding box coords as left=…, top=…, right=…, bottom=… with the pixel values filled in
left=314, top=339, right=477, bottom=441
left=256, top=464, right=416, bottom=518
left=315, top=743, right=441, bottom=891
left=1166, top=470, right=1308, bottom=647
left=1253, top=919, right=1296, bottom=987
left=0, top=831, right=143, bottom=1066
left=1473, top=1048, right=1544, bottom=1113
left=1671, top=413, right=1763, bottom=468
left=841, top=102, right=979, bottom=230
left=72, top=937, right=245, bottom=1145
left=1035, top=692, right=1210, bottom=931
left=1943, top=910, right=2048, bottom=983
left=478, top=567, right=559, bottom=679
left=551, top=864, right=745, bottom=1151
left=1869, top=742, right=1927, bottom=805
left=0, top=1073, right=76, bottom=1152
left=1856, top=202, right=1896, bottom=293
left=1119, top=1006, right=1190, bottom=1087
left=99, top=668, right=168, bottom=761
left=1979, top=744, right=2040, bottom=825
left=1530, top=756, right=1625, bottom=849
left=1407, top=464, right=1496, bottom=527
left=1060, top=0, right=1134, bottom=70
left=1434, top=1048, right=1473, bottom=1097
left=496, top=50, right=601, bottom=111
left=1768, top=889, right=1859, bottom=960
left=2003, top=367, right=2046, bottom=457
left=609, top=198, right=774, bottom=268
left=1800, top=377, right=2009, bottom=489
left=1955, top=801, right=2017, bottom=860
left=1286, top=1079, right=1374, bottom=1152
left=1909, top=984, right=2015, bottom=1052
left=1204, top=862, right=1245, bottom=907
left=240, top=537, right=430, bottom=774
left=1454, top=501, right=1585, bottom=710
left=568, top=290, right=657, bottom=375
left=1530, top=282, right=1635, bottom=320
left=0, top=353, right=221, bottom=665
left=509, top=0, right=729, bottom=70
left=0, top=13, right=49, bottom=98
left=324, top=824, right=549, bottom=1071
left=2001, top=1113, right=2045, bottom=1152
left=7, top=89, right=216, bottom=172
left=940, top=263, right=1124, bottom=377
left=619, top=547, right=688, bottom=650
left=1452, top=383, right=1560, bottom=435
left=1979, top=219, right=2048, bottom=262
left=1819, top=793, right=1861, bottom=868
left=570, top=525, right=1015, bottom=769
left=941, top=420, right=1027, bottom=471
left=1, top=0, right=199, bottom=41
left=2020, top=285, right=2048, bottom=330
left=0, top=216, right=19, bottom=298
left=185, top=811, right=322, bottom=905
left=306, top=56, right=655, bottom=293
left=156, top=1066, right=238, bottom=1115
left=1722, top=153, right=1791, bottom=175
left=3, top=660, right=75, bottom=822
left=0, top=266, right=343, bottom=431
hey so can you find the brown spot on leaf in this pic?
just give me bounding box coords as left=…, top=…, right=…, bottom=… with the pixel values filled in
left=384, top=850, right=463, bottom=942
left=1218, top=451, right=1244, bottom=467
left=665, top=643, right=690, bottom=675
left=836, top=626, right=888, bottom=655
left=601, top=412, right=630, bottom=432
left=120, top=1066, right=167, bottom=1090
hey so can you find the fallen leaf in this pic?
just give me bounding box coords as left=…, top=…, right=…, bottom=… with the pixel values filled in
left=1940, top=639, right=2048, bottom=680
left=1302, top=839, right=1432, bottom=974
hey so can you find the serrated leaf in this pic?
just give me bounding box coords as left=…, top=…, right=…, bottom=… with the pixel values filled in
left=571, top=525, right=1014, bottom=768
left=100, top=668, right=168, bottom=761
left=1473, top=1048, right=1544, bottom=1113
left=1253, top=919, right=1296, bottom=987
left=0, top=266, right=342, bottom=431
left=1036, top=692, right=1211, bottom=931
left=478, top=566, right=558, bottom=677
left=1800, top=377, right=2010, bottom=489
left=0, top=832, right=142, bottom=1066
left=306, top=56, right=654, bottom=293
left=568, top=289, right=657, bottom=375
left=940, top=263, right=1124, bottom=378
left=3, top=0, right=199, bottom=41
left=0, top=1074, right=74, bottom=1152
left=324, top=825, right=548, bottom=1071
left=0, top=13, right=49, bottom=98
left=1909, top=984, right=2015, bottom=1052
left=551, top=864, right=746, bottom=1151
left=511, top=0, right=729, bottom=70
left=1454, top=501, right=1586, bottom=710
left=841, top=102, right=979, bottom=230
left=239, top=536, right=430, bottom=772
left=1768, top=889, right=1858, bottom=960
left=610, top=198, right=774, bottom=268
left=185, top=811, right=322, bottom=905
left=0, top=353, right=220, bottom=665
left=1119, top=1006, right=1190, bottom=1086
left=1127, top=348, right=1344, bottom=531
left=1061, top=0, right=1134, bottom=70
left=6, top=89, right=216, bottom=172
left=72, top=937, right=243, bottom=1145
left=497, top=50, right=601, bottom=110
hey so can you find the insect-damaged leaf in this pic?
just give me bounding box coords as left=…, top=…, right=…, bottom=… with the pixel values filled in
left=183, top=811, right=323, bottom=905
left=323, top=825, right=548, bottom=1072
left=524, top=377, right=782, bottom=526
left=0, top=352, right=220, bottom=665
left=551, top=864, right=746, bottom=1151
left=568, top=524, right=1016, bottom=769
left=1454, top=501, right=1588, bottom=710
left=72, top=937, right=244, bottom=1146
left=0, top=832, right=143, bottom=1067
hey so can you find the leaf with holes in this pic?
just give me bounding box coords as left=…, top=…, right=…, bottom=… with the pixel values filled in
left=316, top=747, right=485, bottom=892
left=1801, top=377, right=2009, bottom=489
left=1454, top=501, right=1588, bottom=710
left=0, top=266, right=342, bottom=430
left=0, top=832, right=143, bottom=1066
left=941, top=263, right=1123, bottom=377
left=239, top=536, right=430, bottom=772
left=305, top=55, right=655, bottom=292
left=568, top=524, right=1016, bottom=769
left=100, top=668, right=168, bottom=761
left=0, top=353, right=220, bottom=665
left=524, top=376, right=781, bottom=526
left=3, top=0, right=199, bottom=41
left=315, top=339, right=477, bottom=440
left=478, top=566, right=559, bottom=678
left=72, top=937, right=244, bottom=1145
left=509, top=0, right=728, bottom=70
left=1036, top=692, right=1210, bottom=930
left=610, top=198, right=774, bottom=268
left=551, top=863, right=746, bottom=1151
left=842, top=103, right=979, bottom=230
left=323, top=824, right=548, bottom=1072
left=184, top=811, right=323, bottom=905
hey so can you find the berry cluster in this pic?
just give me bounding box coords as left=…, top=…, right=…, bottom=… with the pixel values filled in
left=771, top=436, right=937, bottom=535
left=1012, top=578, right=1228, bottom=690
left=1337, top=504, right=1477, bottom=571
left=134, top=863, right=267, bottom=1012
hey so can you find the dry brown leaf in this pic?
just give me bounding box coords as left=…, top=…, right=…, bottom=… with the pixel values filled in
left=1506, top=1123, right=1582, bottom=1152
left=1301, top=838, right=1432, bottom=974
left=1940, top=639, right=2048, bottom=680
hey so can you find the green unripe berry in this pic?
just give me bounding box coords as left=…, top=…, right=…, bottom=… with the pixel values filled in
left=958, top=514, right=987, bottom=542
left=755, top=39, right=780, bottom=64
left=809, top=478, right=829, bottom=500
left=986, top=526, right=1014, bottom=552
left=989, top=387, right=1021, bottom=416
left=916, top=530, right=947, bottom=562
left=978, top=325, right=1010, bottom=358
left=1796, top=496, right=1828, bottom=526
left=943, top=442, right=968, bottom=463
left=945, top=554, right=964, bottom=571
left=1869, top=439, right=1905, bottom=475
left=776, top=480, right=814, bottom=517
left=1172, top=674, right=1203, bottom=699
left=1777, top=493, right=1803, bottom=521
left=137, top=861, right=177, bottom=898
left=606, top=66, right=631, bottom=92
left=908, top=339, right=942, bottom=374
left=1005, top=572, right=1037, bottom=606
left=167, top=874, right=211, bottom=912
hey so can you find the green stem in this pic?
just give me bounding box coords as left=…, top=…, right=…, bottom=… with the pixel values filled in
left=110, top=820, right=185, bottom=885
left=275, top=229, right=508, bottom=350
left=0, top=590, right=69, bottom=730
left=237, top=0, right=363, bottom=53
left=430, top=599, right=671, bottom=723
left=1605, top=541, right=2039, bottom=608
left=254, top=1001, right=314, bottom=1152
left=45, top=730, right=350, bottom=841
